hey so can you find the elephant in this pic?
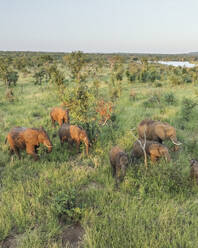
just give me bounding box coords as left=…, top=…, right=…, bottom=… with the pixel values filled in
left=190, top=159, right=198, bottom=183
left=131, top=140, right=171, bottom=162
left=109, top=146, right=129, bottom=185
left=50, top=107, right=70, bottom=127
left=58, top=124, right=89, bottom=155
left=138, top=119, right=182, bottom=151
left=5, top=127, right=53, bottom=160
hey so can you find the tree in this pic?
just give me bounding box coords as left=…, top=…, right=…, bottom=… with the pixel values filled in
left=55, top=51, right=96, bottom=123
left=63, top=51, right=86, bottom=83
left=7, top=71, right=19, bottom=86
left=33, top=70, right=45, bottom=85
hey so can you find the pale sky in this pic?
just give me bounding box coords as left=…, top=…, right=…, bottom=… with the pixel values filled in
left=0, top=0, right=198, bottom=53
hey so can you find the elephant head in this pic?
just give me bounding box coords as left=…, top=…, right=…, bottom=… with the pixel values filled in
left=38, top=127, right=53, bottom=153
left=162, top=124, right=182, bottom=150
left=153, top=122, right=182, bottom=151
left=159, top=146, right=171, bottom=162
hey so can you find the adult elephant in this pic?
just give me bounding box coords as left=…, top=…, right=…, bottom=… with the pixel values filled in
left=138, top=119, right=182, bottom=151
left=5, top=126, right=53, bottom=160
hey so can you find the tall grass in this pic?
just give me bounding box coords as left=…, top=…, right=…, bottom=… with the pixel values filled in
left=1, top=69, right=198, bottom=247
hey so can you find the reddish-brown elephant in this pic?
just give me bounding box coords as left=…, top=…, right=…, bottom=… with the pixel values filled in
left=50, top=107, right=70, bottom=127
left=109, top=146, right=129, bottom=185
left=58, top=124, right=89, bottom=155
left=5, top=127, right=53, bottom=160
left=131, top=140, right=171, bottom=162
left=190, top=159, right=198, bottom=183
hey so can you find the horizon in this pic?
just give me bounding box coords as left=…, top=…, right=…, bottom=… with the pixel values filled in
left=1, top=0, right=198, bottom=53
left=0, top=49, right=197, bottom=55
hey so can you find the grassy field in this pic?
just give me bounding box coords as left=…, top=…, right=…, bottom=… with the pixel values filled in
left=1, top=66, right=198, bottom=248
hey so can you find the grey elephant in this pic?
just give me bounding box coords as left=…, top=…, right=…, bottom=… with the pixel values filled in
left=138, top=119, right=182, bottom=151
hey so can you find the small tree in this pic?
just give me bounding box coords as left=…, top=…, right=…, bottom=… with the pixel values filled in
left=96, top=99, right=113, bottom=125
left=108, top=56, right=125, bottom=101
left=56, top=51, right=97, bottom=123
left=63, top=51, right=86, bottom=83
left=131, top=129, right=148, bottom=169
left=33, top=70, right=45, bottom=85
left=0, top=59, right=9, bottom=85
left=7, top=71, right=19, bottom=86
left=180, top=97, right=197, bottom=121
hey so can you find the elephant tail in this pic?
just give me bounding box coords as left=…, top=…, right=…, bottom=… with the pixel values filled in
left=5, top=137, right=7, bottom=144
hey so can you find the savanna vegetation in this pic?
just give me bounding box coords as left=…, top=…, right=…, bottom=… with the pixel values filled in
left=1, top=51, right=198, bottom=247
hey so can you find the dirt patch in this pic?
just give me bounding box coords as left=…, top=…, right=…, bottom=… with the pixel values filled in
left=61, top=223, right=84, bottom=248
left=1, top=235, right=18, bottom=248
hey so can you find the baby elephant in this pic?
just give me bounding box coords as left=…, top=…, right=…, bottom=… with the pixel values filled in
left=190, top=159, right=198, bottom=183
left=58, top=124, right=89, bottom=155
left=50, top=107, right=70, bottom=127
left=109, top=146, right=129, bottom=185
left=5, top=127, right=53, bottom=160
left=131, top=140, right=171, bottom=163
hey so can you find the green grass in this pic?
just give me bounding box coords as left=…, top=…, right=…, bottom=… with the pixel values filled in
left=1, top=70, right=198, bottom=247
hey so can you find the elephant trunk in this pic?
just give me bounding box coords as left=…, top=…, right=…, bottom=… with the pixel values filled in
left=164, top=151, right=171, bottom=162
left=44, top=141, right=53, bottom=153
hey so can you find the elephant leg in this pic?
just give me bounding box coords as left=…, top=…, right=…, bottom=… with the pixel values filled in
left=15, top=148, right=21, bottom=159
left=150, top=154, right=157, bottom=163
left=26, top=145, right=38, bottom=161
left=115, top=166, right=122, bottom=185
left=58, top=119, right=63, bottom=126
left=51, top=117, right=55, bottom=128
left=60, top=138, right=64, bottom=146
left=121, top=164, right=126, bottom=179
left=111, top=164, right=116, bottom=177
left=9, top=147, right=20, bottom=159
left=76, top=141, right=80, bottom=153
left=35, top=145, right=39, bottom=154
left=12, top=146, right=21, bottom=159
left=61, top=136, right=68, bottom=146
left=67, top=139, right=73, bottom=150
left=161, top=150, right=171, bottom=162
left=85, top=144, right=89, bottom=155
left=9, top=149, right=14, bottom=156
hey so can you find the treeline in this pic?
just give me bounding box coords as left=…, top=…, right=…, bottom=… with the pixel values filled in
left=1, top=50, right=198, bottom=90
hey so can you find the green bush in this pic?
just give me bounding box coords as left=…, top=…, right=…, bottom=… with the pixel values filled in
left=154, top=81, right=162, bottom=87
left=52, top=189, right=83, bottom=224
left=180, top=97, right=197, bottom=121
left=163, top=92, right=177, bottom=105
left=142, top=94, right=161, bottom=108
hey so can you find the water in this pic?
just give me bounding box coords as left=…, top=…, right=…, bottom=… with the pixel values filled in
left=157, top=61, right=196, bottom=68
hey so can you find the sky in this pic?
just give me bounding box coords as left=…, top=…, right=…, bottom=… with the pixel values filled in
left=0, top=0, right=198, bottom=54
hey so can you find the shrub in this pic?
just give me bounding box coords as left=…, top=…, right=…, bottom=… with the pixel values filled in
left=142, top=93, right=161, bottom=108
left=52, top=189, right=83, bottom=224
left=154, top=81, right=162, bottom=87
left=7, top=71, right=19, bottom=87
left=129, top=89, right=136, bottom=101
left=170, top=75, right=183, bottom=86
left=163, top=92, right=176, bottom=105
left=54, top=51, right=97, bottom=123
left=180, top=97, right=197, bottom=121
left=96, top=99, right=113, bottom=125
left=5, top=88, right=15, bottom=102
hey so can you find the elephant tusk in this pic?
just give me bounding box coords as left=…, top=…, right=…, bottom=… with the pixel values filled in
left=170, top=138, right=182, bottom=146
